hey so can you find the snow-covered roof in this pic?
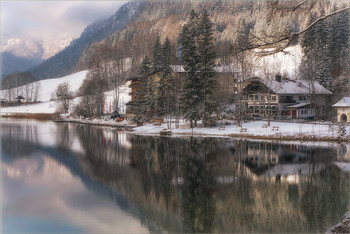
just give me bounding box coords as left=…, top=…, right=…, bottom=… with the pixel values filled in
left=247, top=78, right=332, bottom=95
left=287, top=102, right=310, bottom=108
left=332, top=97, right=350, bottom=107
left=170, top=65, right=238, bottom=73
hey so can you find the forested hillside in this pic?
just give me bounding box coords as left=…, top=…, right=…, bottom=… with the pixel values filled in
left=21, top=0, right=350, bottom=93
left=80, top=0, right=349, bottom=82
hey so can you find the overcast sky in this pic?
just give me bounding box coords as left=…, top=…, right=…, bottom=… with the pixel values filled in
left=1, top=1, right=128, bottom=41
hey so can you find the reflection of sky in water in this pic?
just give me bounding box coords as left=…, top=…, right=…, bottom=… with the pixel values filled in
left=2, top=152, right=148, bottom=233
left=1, top=119, right=350, bottom=233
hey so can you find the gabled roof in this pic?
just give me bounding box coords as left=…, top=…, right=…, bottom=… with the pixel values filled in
left=246, top=77, right=332, bottom=95
left=332, top=97, right=350, bottom=107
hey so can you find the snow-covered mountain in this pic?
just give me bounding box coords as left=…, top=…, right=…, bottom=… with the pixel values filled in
left=29, top=1, right=143, bottom=80
left=1, top=36, right=73, bottom=77
left=1, top=36, right=73, bottom=60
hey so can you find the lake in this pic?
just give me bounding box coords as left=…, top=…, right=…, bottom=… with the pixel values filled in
left=1, top=119, right=349, bottom=233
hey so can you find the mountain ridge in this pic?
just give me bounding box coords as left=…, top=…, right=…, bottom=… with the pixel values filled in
left=28, top=1, right=144, bottom=80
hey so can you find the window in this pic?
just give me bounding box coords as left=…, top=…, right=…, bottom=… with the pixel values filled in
left=299, top=96, right=303, bottom=101
left=272, top=96, right=276, bottom=101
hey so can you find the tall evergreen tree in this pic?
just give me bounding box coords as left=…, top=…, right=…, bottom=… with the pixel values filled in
left=300, top=13, right=317, bottom=57
left=142, top=56, right=156, bottom=119
left=301, top=8, right=350, bottom=91
left=153, top=36, right=162, bottom=73
left=197, top=10, right=217, bottom=126
left=134, top=56, right=152, bottom=120
left=301, top=11, right=332, bottom=89
left=314, top=10, right=332, bottom=89
left=157, top=37, right=174, bottom=120
left=178, top=10, right=217, bottom=127
left=328, top=5, right=350, bottom=79
left=179, top=10, right=202, bottom=127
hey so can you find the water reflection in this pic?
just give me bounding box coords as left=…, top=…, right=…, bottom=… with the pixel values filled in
left=1, top=120, right=349, bottom=233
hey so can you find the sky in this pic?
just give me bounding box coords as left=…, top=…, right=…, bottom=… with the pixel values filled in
left=1, top=0, right=128, bottom=41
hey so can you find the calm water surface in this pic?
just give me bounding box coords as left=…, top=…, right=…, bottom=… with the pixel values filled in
left=1, top=119, right=349, bottom=233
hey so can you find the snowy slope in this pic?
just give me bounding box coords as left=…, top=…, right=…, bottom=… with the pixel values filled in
left=1, top=70, right=88, bottom=102
left=254, top=45, right=302, bottom=78
left=1, top=71, right=88, bottom=114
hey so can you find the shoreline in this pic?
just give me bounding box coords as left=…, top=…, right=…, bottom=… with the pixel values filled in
left=1, top=113, right=59, bottom=120
left=2, top=114, right=348, bottom=143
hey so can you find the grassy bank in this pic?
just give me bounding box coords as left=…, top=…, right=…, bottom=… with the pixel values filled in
left=1, top=113, right=60, bottom=120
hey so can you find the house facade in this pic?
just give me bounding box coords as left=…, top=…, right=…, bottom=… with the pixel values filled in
left=242, top=76, right=332, bottom=119
left=332, top=97, right=350, bottom=123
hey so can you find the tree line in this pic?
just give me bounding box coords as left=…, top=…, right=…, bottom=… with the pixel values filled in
left=131, top=10, right=217, bottom=128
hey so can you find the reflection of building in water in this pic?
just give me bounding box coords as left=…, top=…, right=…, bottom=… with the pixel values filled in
left=336, top=143, right=350, bottom=161
left=239, top=140, right=340, bottom=182
left=98, top=129, right=132, bottom=166
left=102, top=129, right=131, bottom=149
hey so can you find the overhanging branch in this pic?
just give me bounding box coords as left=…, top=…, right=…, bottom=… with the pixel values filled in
left=233, top=6, right=350, bottom=56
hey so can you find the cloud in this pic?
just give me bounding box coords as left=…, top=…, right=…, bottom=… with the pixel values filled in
left=1, top=1, right=128, bottom=41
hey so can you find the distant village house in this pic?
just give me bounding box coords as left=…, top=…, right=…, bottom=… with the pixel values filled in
left=332, top=97, right=350, bottom=123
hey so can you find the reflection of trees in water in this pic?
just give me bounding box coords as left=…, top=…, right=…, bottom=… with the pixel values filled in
left=62, top=128, right=350, bottom=233
left=1, top=124, right=39, bottom=157
left=55, top=122, right=73, bottom=151
left=182, top=138, right=216, bottom=233
left=300, top=164, right=350, bottom=232
left=131, top=135, right=180, bottom=207
left=75, top=124, right=131, bottom=182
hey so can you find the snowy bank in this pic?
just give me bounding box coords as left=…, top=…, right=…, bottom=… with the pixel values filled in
left=132, top=120, right=350, bottom=142
left=57, top=116, right=350, bottom=142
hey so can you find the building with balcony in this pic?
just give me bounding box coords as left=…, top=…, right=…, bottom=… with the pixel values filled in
left=242, top=76, right=332, bottom=119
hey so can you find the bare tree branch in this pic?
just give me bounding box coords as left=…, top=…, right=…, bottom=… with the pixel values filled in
left=233, top=6, right=350, bottom=56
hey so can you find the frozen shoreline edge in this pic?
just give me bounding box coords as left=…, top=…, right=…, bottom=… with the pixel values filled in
left=2, top=114, right=349, bottom=143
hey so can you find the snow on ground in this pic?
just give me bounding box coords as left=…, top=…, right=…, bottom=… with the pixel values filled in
left=132, top=120, right=350, bottom=139
left=36, top=70, right=88, bottom=101
left=1, top=101, right=57, bottom=114
left=0, top=98, right=82, bottom=114
left=1, top=70, right=88, bottom=102
left=1, top=71, right=88, bottom=114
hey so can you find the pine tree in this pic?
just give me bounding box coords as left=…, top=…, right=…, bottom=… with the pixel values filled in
left=314, top=10, right=332, bottom=89
left=142, top=56, right=156, bottom=119
left=179, top=10, right=201, bottom=127
left=197, top=10, right=217, bottom=126
left=301, top=13, right=317, bottom=57
left=178, top=10, right=217, bottom=127
left=157, top=37, right=174, bottom=121
left=153, top=36, right=162, bottom=73
left=301, top=11, right=332, bottom=89
left=134, top=56, right=152, bottom=120
left=329, top=5, right=350, bottom=79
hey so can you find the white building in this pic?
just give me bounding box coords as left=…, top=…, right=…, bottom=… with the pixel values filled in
left=332, top=97, right=350, bottom=123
